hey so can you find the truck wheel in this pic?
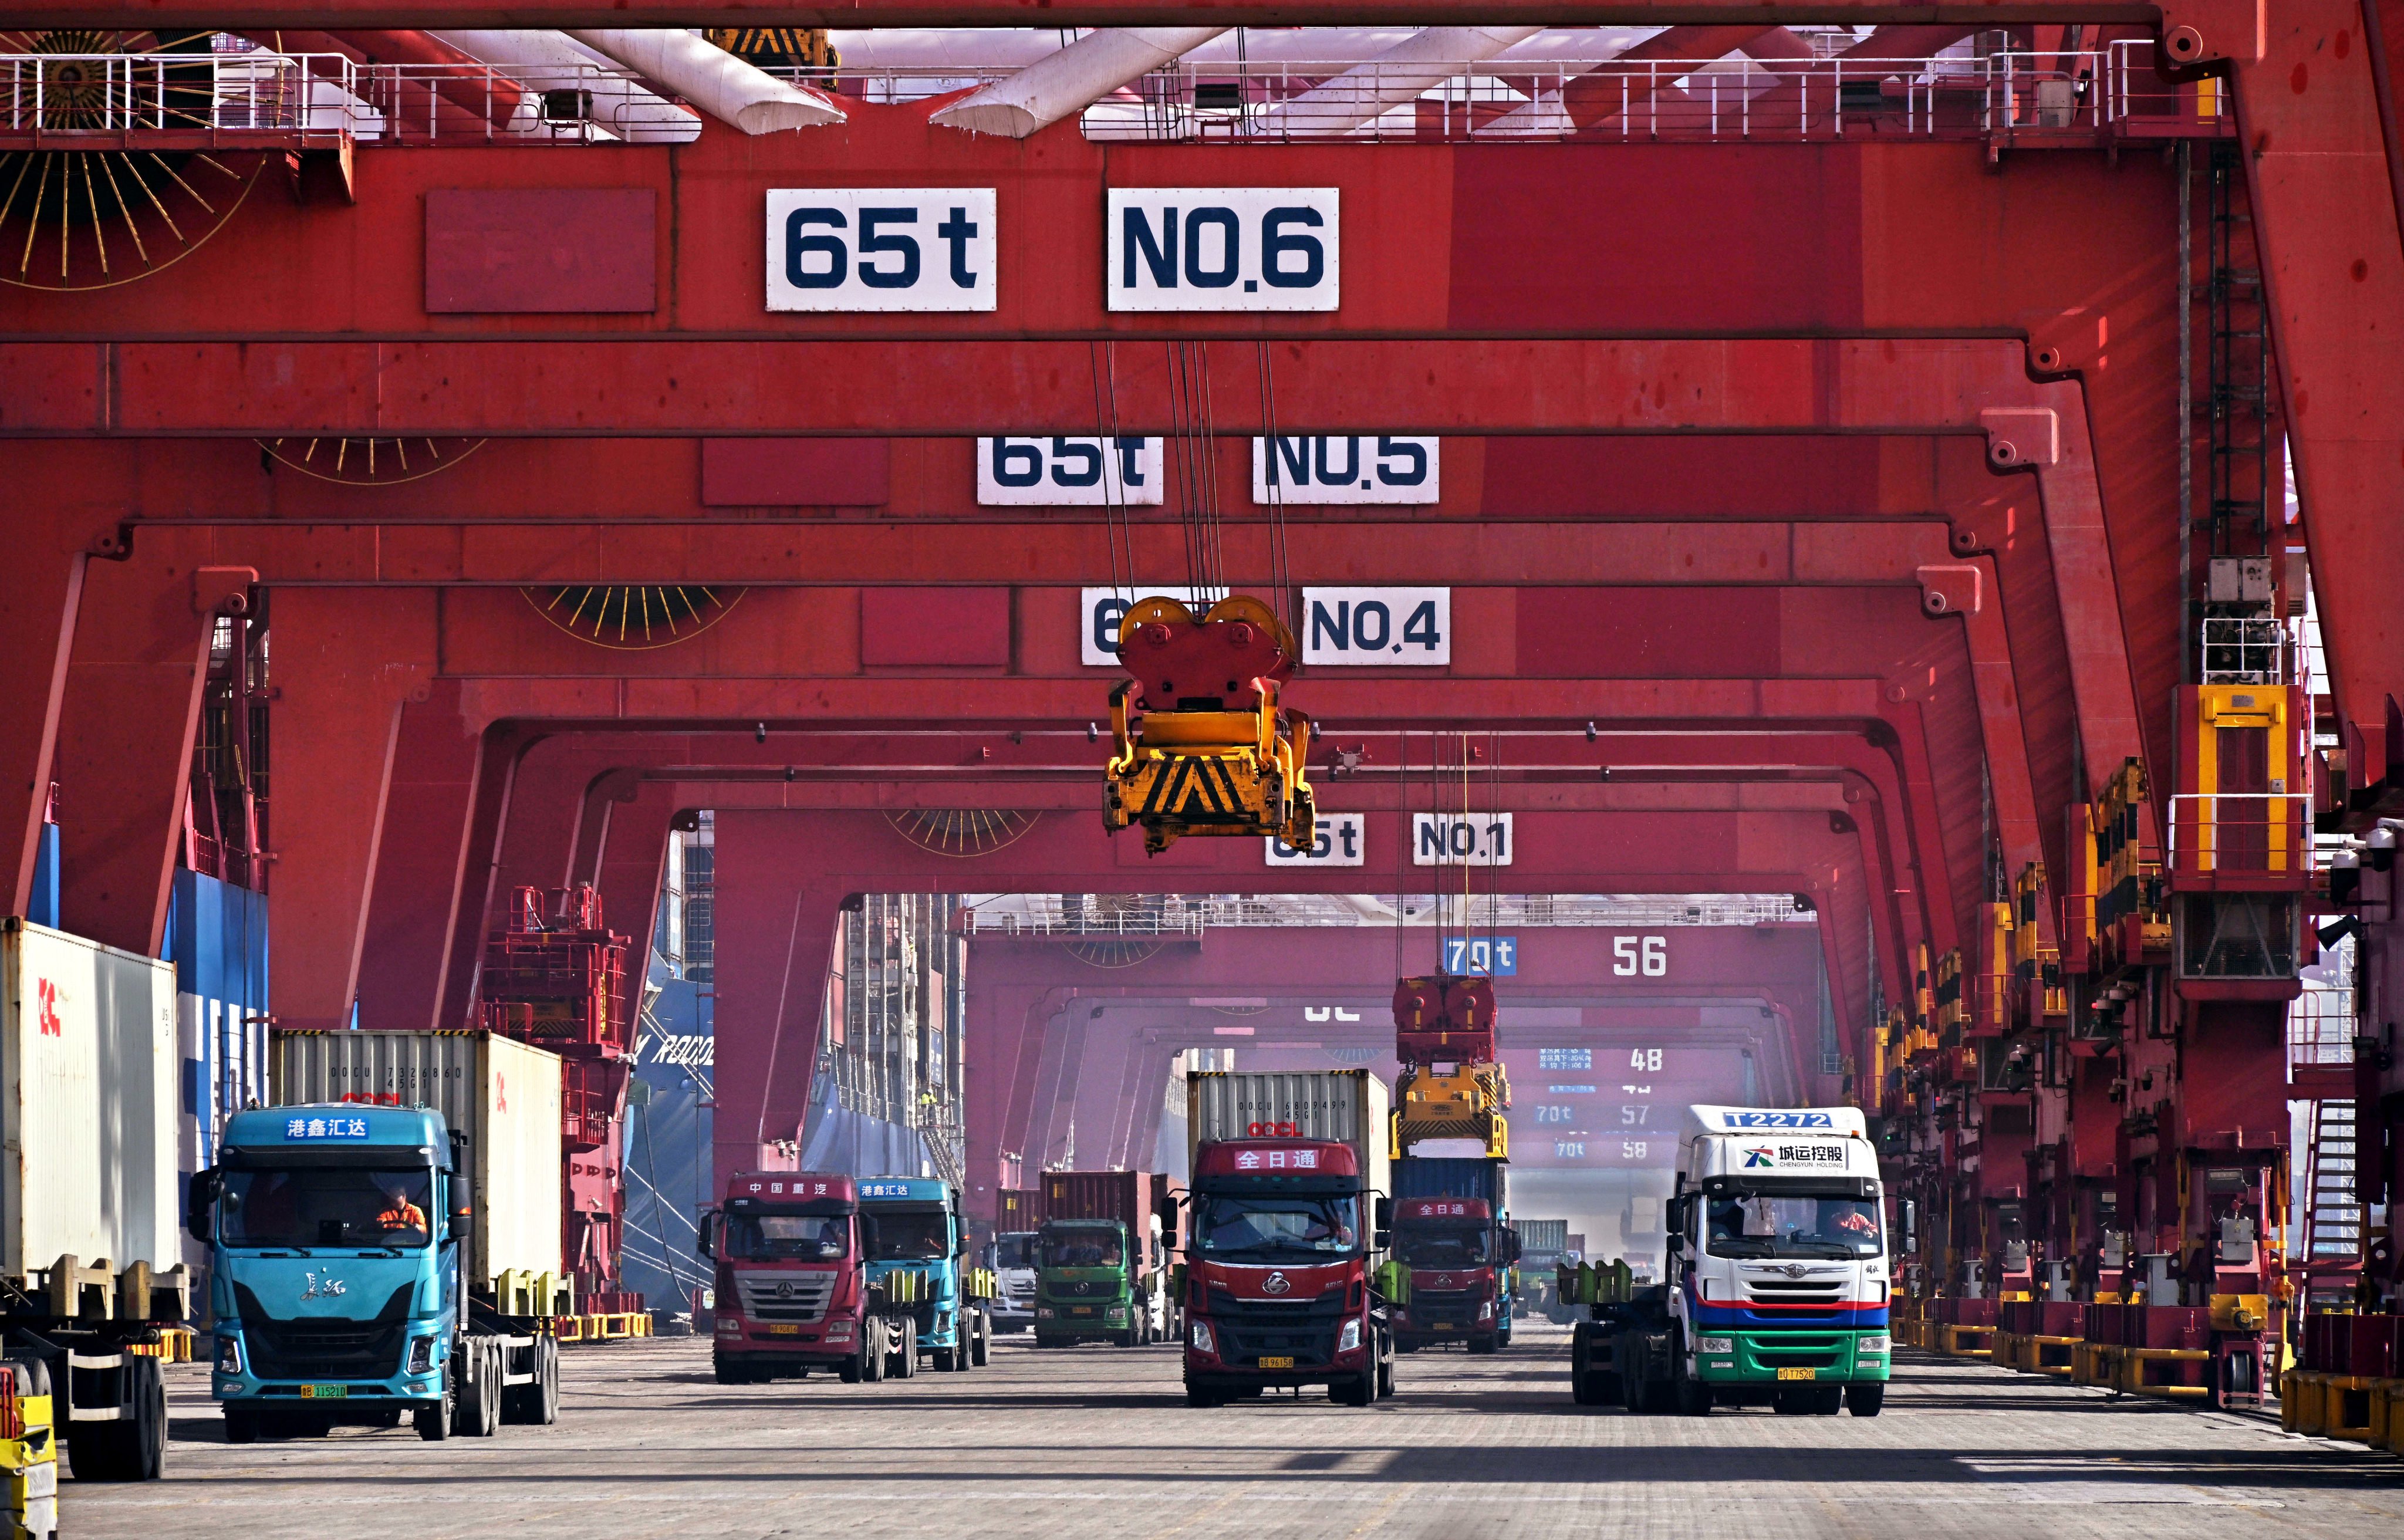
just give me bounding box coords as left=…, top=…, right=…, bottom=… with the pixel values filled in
left=70, top=1355, right=166, bottom=1481
left=892, top=1321, right=919, bottom=1379
left=1675, top=1374, right=1714, bottom=1416
left=859, top=1323, right=886, bottom=1383
left=1376, top=1353, right=1396, bottom=1401
left=223, top=1407, right=260, bottom=1445
left=1845, top=1383, right=1885, bottom=1418
left=1328, top=1372, right=1375, bottom=1407
left=458, top=1339, right=501, bottom=1437
left=971, top=1313, right=991, bottom=1367
left=838, top=1355, right=863, bottom=1384
left=1184, top=1379, right=1226, bottom=1408
left=415, top=1364, right=456, bottom=1442
left=536, top=1336, right=560, bottom=1424
left=1466, top=1335, right=1498, bottom=1356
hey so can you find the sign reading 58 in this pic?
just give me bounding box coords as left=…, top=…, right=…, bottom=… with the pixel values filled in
left=766, top=188, right=997, bottom=312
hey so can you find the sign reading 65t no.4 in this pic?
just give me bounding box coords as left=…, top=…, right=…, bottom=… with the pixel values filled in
left=766, top=189, right=997, bottom=312
left=1108, top=188, right=1339, bottom=312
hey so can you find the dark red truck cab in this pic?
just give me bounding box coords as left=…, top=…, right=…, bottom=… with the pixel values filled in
left=1177, top=1139, right=1394, bottom=1407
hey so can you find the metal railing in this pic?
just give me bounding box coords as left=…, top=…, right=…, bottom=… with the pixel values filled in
left=1, top=51, right=688, bottom=143
left=963, top=891, right=1815, bottom=934
left=2164, top=793, right=2313, bottom=883
left=1066, top=39, right=2203, bottom=144
left=2289, top=987, right=2356, bottom=1070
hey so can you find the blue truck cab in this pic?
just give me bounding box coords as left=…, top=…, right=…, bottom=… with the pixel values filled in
left=191, top=1104, right=560, bottom=1442
left=856, top=1177, right=991, bottom=1373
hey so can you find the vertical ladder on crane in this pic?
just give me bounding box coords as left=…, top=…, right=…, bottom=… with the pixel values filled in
left=2302, top=1099, right=2364, bottom=1309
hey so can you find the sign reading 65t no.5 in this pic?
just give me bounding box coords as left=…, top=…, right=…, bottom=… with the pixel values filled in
left=765, top=189, right=997, bottom=312
left=1107, top=188, right=1339, bottom=312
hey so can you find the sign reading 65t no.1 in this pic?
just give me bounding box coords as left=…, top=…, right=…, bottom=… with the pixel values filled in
left=1108, top=188, right=1339, bottom=312
left=766, top=189, right=997, bottom=312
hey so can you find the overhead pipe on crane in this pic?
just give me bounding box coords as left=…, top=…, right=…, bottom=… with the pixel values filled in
left=1249, top=25, right=1544, bottom=137
left=930, top=27, right=1227, bottom=138
left=566, top=28, right=846, bottom=133
left=431, top=29, right=703, bottom=141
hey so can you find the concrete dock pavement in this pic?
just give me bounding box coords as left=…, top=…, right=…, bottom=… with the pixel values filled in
left=66, top=1323, right=2404, bottom=1539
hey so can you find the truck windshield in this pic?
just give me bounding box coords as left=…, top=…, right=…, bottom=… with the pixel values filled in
left=867, top=1211, right=951, bottom=1259
left=1398, top=1227, right=1490, bottom=1267
left=725, top=1213, right=849, bottom=1261
left=994, top=1234, right=1038, bottom=1269
left=1706, top=1193, right=1883, bottom=1258
left=1041, top=1228, right=1122, bottom=1268
left=1193, top=1195, right=1360, bottom=1261
left=221, top=1167, right=435, bottom=1249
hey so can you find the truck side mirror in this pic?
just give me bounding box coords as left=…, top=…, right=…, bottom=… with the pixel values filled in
left=1374, top=1230, right=1392, bottom=1251
left=695, top=1212, right=715, bottom=1260
left=859, top=1214, right=880, bottom=1253
left=1501, top=1230, right=1522, bottom=1264
left=1373, top=1195, right=1392, bottom=1231
left=450, top=1198, right=475, bottom=1244
left=186, top=1168, right=221, bottom=1243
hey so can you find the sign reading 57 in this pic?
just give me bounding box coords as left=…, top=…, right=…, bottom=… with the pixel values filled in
left=1108, top=188, right=1340, bottom=312
left=766, top=188, right=997, bottom=312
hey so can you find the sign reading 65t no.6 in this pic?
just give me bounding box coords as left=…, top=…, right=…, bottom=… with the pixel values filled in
left=765, top=189, right=997, bottom=312
left=1108, top=188, right=1339, bottom=312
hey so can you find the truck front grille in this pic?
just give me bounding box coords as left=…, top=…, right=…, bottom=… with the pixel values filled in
left=234, top=1283, right=413, bottom=1380
left=1407, top=1288, right=1477, bottom=1318
left=737, top=1271, right=838, bottom=1323
left=1207, top=1288, right=1343, bottom=1367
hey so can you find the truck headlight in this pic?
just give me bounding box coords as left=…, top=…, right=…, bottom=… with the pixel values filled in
left=215, top=1336, right=244, bottom=1374
left=1107, top=1306, right=1127, bottom=1323
left=1189, top=1319, right=1215, bottom=1355
left=1478, top=1300, right=1494, bottom=1322
left=406, top=1335, right=436, bottom=1375
left=1338, top=1318, right=1363, bottom=1353
left=825, top=1320, right=854, bottom=1342
left=1036, top=1307, right=1055, bottom=1320
left=715, top=1319, right=740, bottom=1336
left=1856, top=1335, right=1891, bottom=1355
left=1695, top=1336, right=1734, bottom=1356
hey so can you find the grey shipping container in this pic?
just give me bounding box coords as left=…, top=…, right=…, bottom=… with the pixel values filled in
left=1515, top=1219, right=1571, bottom=1262
left=1186, top=1069, right=1389, bottom=1183
left=1388, top=1156, right=1508, bottom=1210
left=272, top=1030, right=565, bottom=1300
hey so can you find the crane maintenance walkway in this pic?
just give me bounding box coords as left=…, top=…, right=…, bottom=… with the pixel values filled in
left=66, top=1326, right=2401, bottom=1539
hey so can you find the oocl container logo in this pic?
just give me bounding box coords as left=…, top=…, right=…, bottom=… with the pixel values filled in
left=33, top=979, right=61, bottom=1037
left=1245, top=1120, right=1305, bottom=1137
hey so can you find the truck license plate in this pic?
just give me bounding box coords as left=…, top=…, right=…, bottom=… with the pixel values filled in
left=1258, top=1356, right=1295, bottom=1369
left=768, top=1324, right=802, bottom=1335
left=1430, top=1323, right=1454, bottom=1331
left=299, top=1384, right=348, bottom=1399
left=1776, top=1367, right=1817, bottom=1381
left=1071, top=1306, right=1094, bottom=1316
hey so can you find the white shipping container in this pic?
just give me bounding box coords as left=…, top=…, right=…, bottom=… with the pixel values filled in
left=272, top=1031, right=564, bottom=1295
left=0, top=920, right=179, bottom=1283
left=1186, top=1069, right=1389, bottom=1184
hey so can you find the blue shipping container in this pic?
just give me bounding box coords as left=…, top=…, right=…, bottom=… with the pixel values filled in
left=1389, top=1155, right=1508, bottom=1210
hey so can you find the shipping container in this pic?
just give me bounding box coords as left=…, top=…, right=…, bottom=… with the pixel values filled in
left=1389, top=1155, right=1508, bottom=1210
left=1, top=920, right=180, bottom=1283
left=272, top=1030, right=565, bottom=1294
left=1039, top=1170, right=1158, bottom=1231
left=998, top=1185, right=1045, bottom=1230
left=1186, top=1069, right=1389, bottom=1181
left=1515, top=1219, right=1571, bottom=1262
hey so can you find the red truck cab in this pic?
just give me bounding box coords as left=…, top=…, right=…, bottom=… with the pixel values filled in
left=1390, top=1197, right=1514, bottom=1353
left=1179, top=1140, right=1393, bottom=1407
left=700, top=1172, right=897, bottom=1385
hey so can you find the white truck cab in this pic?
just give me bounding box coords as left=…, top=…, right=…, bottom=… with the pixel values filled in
left=1667, top=1106, right=1892, bottom=1416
